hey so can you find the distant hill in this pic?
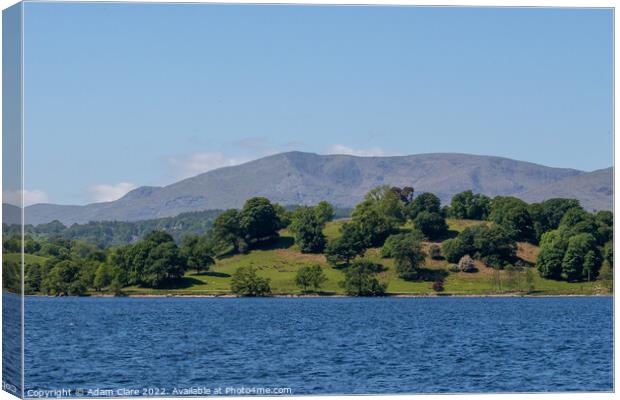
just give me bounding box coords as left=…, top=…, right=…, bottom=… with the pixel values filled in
left=11, top=152, right=613, bottom=225
left=520, top=167, right=613, bottom=212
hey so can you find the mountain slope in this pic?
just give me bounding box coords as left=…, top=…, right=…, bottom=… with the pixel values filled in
left=18, top=152, right=611, bottom=225
left=520, top=167, right=613, bottom=212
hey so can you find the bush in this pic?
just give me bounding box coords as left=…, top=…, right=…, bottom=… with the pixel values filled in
left=231, top=266, right=271, bottom=296
left=340, top=260, right=387, bottom=296
left=432, top=278, right=445, bottom=292
left=295, top=264, right=327, bottom=293
left=458, top=255, right=476, bottom=272
left=448, top=263, right=460, bottom=272
left=429, top=244, right=442, bottom=260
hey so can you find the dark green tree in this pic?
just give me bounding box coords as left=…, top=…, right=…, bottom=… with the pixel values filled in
left=231, top=266, right=271, bottom=296
left=390, top=235, right=426, bottom=280
left=289, top=206, right=327, bottom=253
left=536, top=230, right=566, bottom=280
left=339, top=260, right=386, bottom=296
left=325, top=223, right=368, bottom=266
left=449, top=190, right=491, bottom=220
left=315, top=201, right=335, bottom=224
left=240, top=197, right=280, bottom=244
left=181, top=234, right=215, bottom=274
left=407, top=192, right=442, bottom=220
left=413, top=211, right=448, bottom=240
left=294, top=264, right=327, bottom=293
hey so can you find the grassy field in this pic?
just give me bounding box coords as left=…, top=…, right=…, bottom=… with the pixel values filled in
left=121, top=219, right=609, bottom=297
left=3, top=253, right=49, bottom=265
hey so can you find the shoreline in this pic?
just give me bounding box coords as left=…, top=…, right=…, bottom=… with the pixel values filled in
left=19, top=292, right=614, bottom=299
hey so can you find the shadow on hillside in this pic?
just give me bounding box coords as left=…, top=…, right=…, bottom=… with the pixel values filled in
left=437, top=230, right=459, bottom=240
left=199, top=271, right=231, bottom=278
left=416, top=268, right=449, bottom=282
left=253, top=236, right=295, bottom=250
left=155, top=277, right=204, bottom=289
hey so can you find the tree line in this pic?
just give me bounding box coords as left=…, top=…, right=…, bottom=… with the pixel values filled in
left=2, top=186, right=613, bottom=296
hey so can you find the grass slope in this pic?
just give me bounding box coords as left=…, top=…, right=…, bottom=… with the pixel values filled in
left=122, top=219, right=606, bottom=296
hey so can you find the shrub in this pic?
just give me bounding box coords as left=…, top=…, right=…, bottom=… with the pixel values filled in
left=432, top=278, right=445, bottom=292
left=448, top=263, right=460, bottom=272
left=458, top=255, right=476, bottom=272
left=340, top=260, right=387, bottom=296
left=231, top=266, right=271, bottom=296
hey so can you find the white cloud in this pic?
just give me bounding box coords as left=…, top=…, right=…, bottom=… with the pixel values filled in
left=3, top=189, right=49, bottom=207
left=167, top=152, right=250, bottom=180
left=90, top=182, right=137, bottom=202
left=325, top=144, right=398, bottom=157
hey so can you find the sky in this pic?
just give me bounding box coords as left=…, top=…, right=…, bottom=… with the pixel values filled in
left=16, top=3, right=613, bottom=205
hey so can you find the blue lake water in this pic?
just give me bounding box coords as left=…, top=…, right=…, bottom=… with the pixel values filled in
left=12, top=296, right=615, bottom=395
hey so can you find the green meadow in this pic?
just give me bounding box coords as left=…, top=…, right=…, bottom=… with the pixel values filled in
left=117, top=219, right=606, bottom=297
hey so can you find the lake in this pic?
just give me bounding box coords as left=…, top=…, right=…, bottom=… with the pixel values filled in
left=12, top=296, right=615, bottom=395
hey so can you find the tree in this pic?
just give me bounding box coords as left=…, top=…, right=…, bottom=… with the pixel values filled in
left=449, top=190, right=491, bottom=220
left=528, top=198, right=582, bottom=241
left=458, top=255, right=476, bottom=272
left=42, top=260, right=85, bottom=296
left=407, top=192, right=441, bottom=220
left=289, top=206, right=327, bottom=253
left=441, top=238, right=469, bottom=263
left=231, top=266, right=271, bottom=296
left=116, top=231, right=187, bottom=288
left=211, top=209, right=244, bottom=253
left=240, top=197, right=280, bottom=244
left=339, top=260, right=386, bottom=296
left=390, top=235, right=426, bottom=280
left=325, top=223, right=367, bottom=266
left=295, top=264, right=327, bottom=293
left=315, top=201, right=335, bottom=224
left=562, top=233, right=598, bottom=282
left=380, top=231, right=425, bottom=258
left=93, top=263, right=113, bottom=291
left=181, top=234, right=215, bottom=274
left=536, top=230, right=566, bottom=280
left=489, top=196, right=535, bottom=242
left=273, top=203, right=292, bottom=229
left=413, top=211, right=448, bottom=240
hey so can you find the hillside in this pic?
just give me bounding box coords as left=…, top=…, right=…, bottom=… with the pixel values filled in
left=15, top=152, right=612, bottom=225
left=120, top=219, right=605, bottom=297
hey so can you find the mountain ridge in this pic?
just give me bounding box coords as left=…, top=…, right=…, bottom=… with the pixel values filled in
left=5, top=152, right=613, bottom=225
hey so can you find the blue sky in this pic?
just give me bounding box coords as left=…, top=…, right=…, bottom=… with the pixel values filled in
left=21, top=3, right=613, bottom=205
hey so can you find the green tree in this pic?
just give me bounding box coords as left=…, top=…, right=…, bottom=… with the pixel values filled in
left=449, top=190, right=491, bottom=220
left=536, top=230, right=566, bottom=280
left=181, top=234, right=215, bottom=274
left=116, top=231, right=187, bottom=288
left=42, top=260, right=85, bottom=296
left=315, top=201, right=335, bottom=224
left=339, top=260, right=386, bottom=296
left=240, top=197, right=280, bottom=244
left=528, top=198, right=582, bottom=241
left=390, top=235, right=426, bottom=280
left=210, top=209, right=244, bottom=253
left=407, top=192, right=441, bottom=220
left=562, top=233, right=598, bottom=282
left=325, top=223, right=368, bottom=266
left=380, top=231, right=425, bottom=258
left=413, top=211, right=448, bottom=240
left=441, top=238, right=469, bottom=263
left=231, top=266, right=271, bottom=296
left=289, top=206, right=327, bottom=253
left=93, top=263, right=113, bottom=291
left=294, top=264, right=327, bottom=293
left=489, top=196, right=535, bottom=242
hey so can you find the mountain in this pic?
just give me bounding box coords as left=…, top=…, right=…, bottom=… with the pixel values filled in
left=520, top=167, right=613, bottom=212
left=14, top=152, right=613, bottom=225
left=3, top=203, right=21, bottom=225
